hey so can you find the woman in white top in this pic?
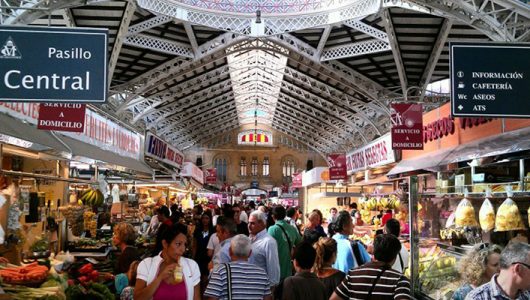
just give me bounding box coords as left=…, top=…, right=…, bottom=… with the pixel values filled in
left=135, top=223, right=200, bottom=300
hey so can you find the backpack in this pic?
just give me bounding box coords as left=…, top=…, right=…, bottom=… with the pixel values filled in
left=350, top=240, right=367, bottom=267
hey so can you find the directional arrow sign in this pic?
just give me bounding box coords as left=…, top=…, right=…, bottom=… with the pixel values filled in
left=451, top=42, right=530, bottom=118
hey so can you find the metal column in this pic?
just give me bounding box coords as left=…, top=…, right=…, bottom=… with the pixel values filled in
left=409, top=175, right=420, bottom=295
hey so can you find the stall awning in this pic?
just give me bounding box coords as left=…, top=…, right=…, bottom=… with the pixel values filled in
left=61, top=136, right=153, bottom=174
left=387, top=147, right=457, bottom=177
left=0, top=113, right=70, bottom=153
left=438, top=126, right=530, bottom=166
left=388, top=126, right=530, bottom=176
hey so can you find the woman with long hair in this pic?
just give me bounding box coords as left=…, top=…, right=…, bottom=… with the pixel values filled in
left=134, top=223, right=200, bottom=300
left=452, top=243, right=502, bottom=300
left=313, top=237, right=345, bottom=298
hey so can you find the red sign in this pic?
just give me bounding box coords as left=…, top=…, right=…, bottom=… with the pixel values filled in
left=327, top=154, right=347, bottom=180
left=205, top=168, right=217, bottom=184
left=37, top=103, right=86, bottom=132
left=391, top=103, right=423, bottom=150
left=292, top=173, right=302, bottom=188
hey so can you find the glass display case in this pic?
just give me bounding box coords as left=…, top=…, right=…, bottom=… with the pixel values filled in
left=408, top=174, right=530, bottom=299
left=415, top=241, right=466, bottom=299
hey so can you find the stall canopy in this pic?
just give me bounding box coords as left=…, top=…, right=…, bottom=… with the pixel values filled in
left=388, top=126, right=530, bottom=176
left=0, top=113, right=70, bottom=153
left=61, top=136, right=153, bottom=174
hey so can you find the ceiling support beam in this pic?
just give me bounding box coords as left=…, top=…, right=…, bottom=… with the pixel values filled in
left=382, top=8, right=407, bottom=96
left=315, top=25, right=332, bottom=59
left=60, top=8, right=76, bottom=27
left=108, top=0, right=136, bottom=86
left=419, top=18, right=453, bottom=101
left=342, top=19, right=389, bottom=41
left=183, top=21, right=199, bottom=56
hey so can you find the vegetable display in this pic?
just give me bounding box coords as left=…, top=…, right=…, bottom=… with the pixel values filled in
left=0, top=262, right=49, bottom=284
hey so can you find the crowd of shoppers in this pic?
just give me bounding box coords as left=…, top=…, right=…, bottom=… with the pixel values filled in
left=106, top=200, right=530, bottom=300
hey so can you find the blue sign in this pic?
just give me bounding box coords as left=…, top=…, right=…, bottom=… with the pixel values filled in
left=451, top=42, right=530, bottom=118
left=0, top=26, right=108, bottom=103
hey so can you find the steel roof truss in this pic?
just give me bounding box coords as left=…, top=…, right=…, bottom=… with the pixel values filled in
left=123, top=33, right=194, bottom=57
left=382, top=9, right=407, bottom=95
left=127, top=14, right=173, bottom=35
left=419, top=18, right=452, bottom=101
left=109, top=0, right=136, bottom=85
left=320, top=39, right=391, bottom=61
left=164, top=106, right=238, bottom=141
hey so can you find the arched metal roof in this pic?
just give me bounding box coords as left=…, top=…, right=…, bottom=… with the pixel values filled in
left=2, top=0, right=529, bottom=155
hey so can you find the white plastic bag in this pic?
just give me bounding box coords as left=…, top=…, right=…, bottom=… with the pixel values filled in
left=455, top=192, right=478, bottom=228
left=479, top=191, right=495, bottom=232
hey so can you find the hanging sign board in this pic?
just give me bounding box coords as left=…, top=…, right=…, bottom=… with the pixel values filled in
left=0, top=102, right=142, bottom=159
left=327, top=154, right=347, bottom=180
left=37, top=103, right=86, bottom=132
left=204, top=168, right=217, bottom=184
left=181, top=162, right=204, bottom=185
left=391, top=103, right=423, bottom=149
left=450, top=42, right=530, bottom=118
left=145, top=132, right=184, bottom=169
left=291, top=172, right=303, bottom=188
left=346, top=133, right=395, bottom=174
left=0, top=25, right=108, bottom=103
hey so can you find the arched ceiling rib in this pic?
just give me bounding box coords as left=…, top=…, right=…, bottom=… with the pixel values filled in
left=2, top=0, right=529, bottom=154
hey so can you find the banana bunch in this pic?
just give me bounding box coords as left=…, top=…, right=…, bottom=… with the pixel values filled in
left=379, top=197, right=390, bottom=209
left=365, top=197, right=378, bottom=211
left=59, top=205, right=85, bottom=236
left=389, top=194, right=401, bottom=209
left=79, top=189, right=105, bottom=207
left=83, top=211, right=97, bottom=237
left=495, top=198, right=525, bottom=231
left=360, top=209, right=371, bottom=224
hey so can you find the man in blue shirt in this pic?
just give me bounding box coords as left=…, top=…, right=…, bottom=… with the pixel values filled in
left=465, top=242, right=530, bottom=300
left=248, top=210, right=281, bottom=287
left=332, top=210, right=371, bottom=273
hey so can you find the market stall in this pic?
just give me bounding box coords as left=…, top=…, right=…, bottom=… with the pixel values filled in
left=389, top=103, right=530, bottom=299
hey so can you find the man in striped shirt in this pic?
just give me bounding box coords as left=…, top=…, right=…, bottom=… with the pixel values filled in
left=204, top=234, right=272, bottom=300
left=330, top=234, right=412, bottom=300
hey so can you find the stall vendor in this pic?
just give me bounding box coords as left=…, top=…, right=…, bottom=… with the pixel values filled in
left=113, top=223, right=140, bottom=274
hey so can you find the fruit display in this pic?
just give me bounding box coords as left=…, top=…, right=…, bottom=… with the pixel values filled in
left=439, top=227, right=465, bottom=240
left=361, top=194, right=401, bottom=211
left=79, top=188, right=105, bottom=207
left=83, top=211, right=97, bottom=237
left=404, top=244, right=459, bottom=295
left=455, top=198, right=478, bottom=228
left=59, top=205, right=85, bottom=236
left=479, top=198, right=495, bottom=232
left=495, top=197, right=525, bottom=231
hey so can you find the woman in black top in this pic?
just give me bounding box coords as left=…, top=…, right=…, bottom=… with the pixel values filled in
left=313, top=237, right=346, bottom=298
left=192, top=212, right=215, bottom=290
left=113, top=222, right=140, bottom=274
